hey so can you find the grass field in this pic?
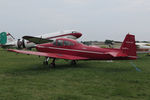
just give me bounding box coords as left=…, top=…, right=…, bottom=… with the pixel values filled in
left=0, top=48, right=150, bottom=100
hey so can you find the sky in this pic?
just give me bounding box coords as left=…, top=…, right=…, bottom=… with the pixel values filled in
left=0, top=0, right=150, bottom=41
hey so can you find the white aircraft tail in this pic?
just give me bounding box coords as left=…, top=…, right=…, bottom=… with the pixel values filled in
left=0, top=32, right=15, bottom=45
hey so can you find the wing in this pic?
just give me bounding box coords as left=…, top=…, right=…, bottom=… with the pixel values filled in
left=23, top=36, right=53, bottom=44
left=8, top=49, right=88, bottom=60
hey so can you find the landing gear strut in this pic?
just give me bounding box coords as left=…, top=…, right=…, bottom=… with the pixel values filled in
left=43, top=58, right=77, bottom=68
left=43, top=57, right=49, bottom=65
left=70, top=60, right=77, bottom=65
left=50, top=58, right=56, bottom=68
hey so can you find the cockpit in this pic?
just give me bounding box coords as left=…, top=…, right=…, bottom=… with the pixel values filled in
left=53, top=39, right=75, bottom=46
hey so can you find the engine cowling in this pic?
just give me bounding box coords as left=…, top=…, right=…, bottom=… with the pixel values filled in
left=17, top=39, right=22, bottom=49
left=17, top=39, right=26, bottom=49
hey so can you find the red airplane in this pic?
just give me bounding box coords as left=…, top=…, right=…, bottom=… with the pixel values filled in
left=8, top=34, right=137, bottom=67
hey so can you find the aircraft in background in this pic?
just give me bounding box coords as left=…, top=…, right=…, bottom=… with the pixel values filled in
left=0, top=30, right=82, bottom=49
left=136, top=43, right=150, bottom=49
left=8, top=34, right=137, bottom=67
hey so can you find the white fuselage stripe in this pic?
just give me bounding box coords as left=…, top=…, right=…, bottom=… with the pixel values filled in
left=38, top=46, right=105, bottom=55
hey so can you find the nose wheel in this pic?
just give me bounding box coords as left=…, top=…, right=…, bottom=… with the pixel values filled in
left=43, top=57, right=49, bottom=65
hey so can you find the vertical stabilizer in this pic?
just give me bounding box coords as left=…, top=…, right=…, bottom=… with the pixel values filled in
left=120, top=34, right=137, bottom=59
left=0, top=32, right=15, bottom=45
left=0, top=32, right=7, bottom=45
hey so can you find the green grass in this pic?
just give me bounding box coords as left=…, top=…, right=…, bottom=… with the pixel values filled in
left=0, top=48, right=150, bottom=100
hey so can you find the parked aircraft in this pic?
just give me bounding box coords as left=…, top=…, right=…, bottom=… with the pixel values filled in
left=0, top=30, right=82, bottom=49
left=8, top=34, right=136, bottom=67
left=136, top=43, right=150, bottom=49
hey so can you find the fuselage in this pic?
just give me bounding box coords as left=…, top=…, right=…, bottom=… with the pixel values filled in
left=36, top=38, right=131, bottom=60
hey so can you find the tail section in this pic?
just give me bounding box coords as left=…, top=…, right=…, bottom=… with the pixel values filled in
left=0, top=32, right=7, bottom=45
left=0, top=32, right=15, bottom=45
left=120, top=34, right=137, bottom=59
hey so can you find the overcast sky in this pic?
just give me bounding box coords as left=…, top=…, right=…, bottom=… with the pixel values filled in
left=0, top=0, right=150, bottom=41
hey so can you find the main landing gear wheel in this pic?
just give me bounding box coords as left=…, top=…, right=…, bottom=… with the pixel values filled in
left=70, top=60, right=77, bottom=65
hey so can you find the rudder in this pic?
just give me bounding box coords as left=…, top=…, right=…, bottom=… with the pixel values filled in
left=120, top=34, right=137, bottom=59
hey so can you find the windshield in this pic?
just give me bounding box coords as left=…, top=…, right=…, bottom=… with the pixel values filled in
left=53, top=40, right=57, bottom=46
left=57, top=40, right=63, bottom=46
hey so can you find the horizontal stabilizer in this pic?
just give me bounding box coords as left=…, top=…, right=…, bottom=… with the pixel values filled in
left=23, top=36, right=53, bottom=44
left=107, top=51, right=128, bottom=57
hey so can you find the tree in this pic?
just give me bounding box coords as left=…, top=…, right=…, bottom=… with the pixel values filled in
left=104, top=40, right=114, bottom=48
